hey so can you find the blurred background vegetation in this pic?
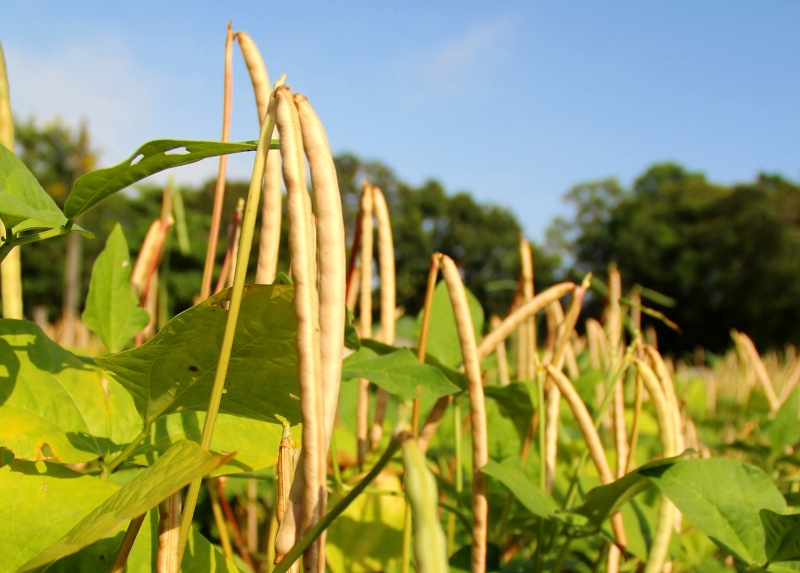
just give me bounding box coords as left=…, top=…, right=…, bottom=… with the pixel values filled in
left=8, top=117, right=800, bottom=357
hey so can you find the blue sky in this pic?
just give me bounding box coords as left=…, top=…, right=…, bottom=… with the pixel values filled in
left=1, top=2, right=798, bottom=241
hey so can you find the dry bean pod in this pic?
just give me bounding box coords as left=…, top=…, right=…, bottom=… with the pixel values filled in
left=440, top=255, right=488, bottom=573
left=156, top=492, right=182, bottom=573
left=370, top=186, right=396, bottom=449
left=273, top=86, right=323, bottom=573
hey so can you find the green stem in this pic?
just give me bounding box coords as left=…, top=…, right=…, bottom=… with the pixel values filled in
left=9, top=225, right=70, bottom=246
left=177, top=99, right=278, bottom=566
left=537, top=370, right=546, bottom=490
left=454, top=399, right=463, bottom=496
left=329, top=428, right=344, bottom=493
left=401, top=502, right=412, bottom=573
left=535, top=370, right=546, bottom=573
left=562, top=357, right=633, bottom=509
left=0, top=241, right=12, bottom=264
left=273, top=435, right=406, bottom=573
left=549, top=532, right=575, bottom=573
left=100, top=425, right=151, bottom=480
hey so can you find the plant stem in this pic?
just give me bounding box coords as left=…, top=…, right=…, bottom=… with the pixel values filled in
left=329, top=428, right=344, bottom=493
left=101, top=424, right=151, bottom=479
left=401, top=502, right=412, bottom=573
left=177, top=91, right=278, bottom=566
left=0, top=241, right=12, bottom=264
left=207, top=478, right=235, bottom=561
left=550, top=532, right=575, bottom=573
left=199, top=23, right=235, bottom=301
left=110, top=513, right=146, bottom=573
left=272, top=434, right=406, bottom=573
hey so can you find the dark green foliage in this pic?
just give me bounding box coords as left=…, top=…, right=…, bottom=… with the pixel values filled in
left=551, top=163, right=800, bottom=353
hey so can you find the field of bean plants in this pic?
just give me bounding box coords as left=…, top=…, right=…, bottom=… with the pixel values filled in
left=2, top=28, right=800, bottom=573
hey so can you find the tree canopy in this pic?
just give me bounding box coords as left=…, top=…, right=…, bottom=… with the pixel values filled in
left=550, top=163, right=800, bottom=354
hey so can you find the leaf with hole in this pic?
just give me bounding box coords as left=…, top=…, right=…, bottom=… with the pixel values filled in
left=17, top=440, right=232, bottom=572
left=95, top=284, right=301, bottom=425
left=82, top=224, right=150, bottom=353
left=64, top=139, right=271, bottom=219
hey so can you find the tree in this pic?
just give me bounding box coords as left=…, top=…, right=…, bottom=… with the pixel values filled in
left=551, top=163, right=800, bottom=354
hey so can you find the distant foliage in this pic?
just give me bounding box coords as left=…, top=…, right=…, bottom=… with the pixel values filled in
left=550, top=163, right=800, bottom=353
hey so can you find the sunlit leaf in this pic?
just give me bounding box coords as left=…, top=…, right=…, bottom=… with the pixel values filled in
left=0, top=320, right=141, bottom=463
left=765, top=388, right=800, bottom=453
left=130, top=411, right=286, bottom=476
left=326, top=470, right=405, bottom=573
left=82, top=224, right=149, bottom=353
left=645, top=457, right=786, bottom=565
left=0, top=457, right=240, bottom=572
left=96, top=285, right=301, bottom=425
left=64, top=139, right=264, bottom=219
left=0, top=142, right=66, bottom=233
left=17, top=440, right=231, bottom=572
left=341, top=346, right=460, bottom=400
left=571, top=453, right=689, bottom=529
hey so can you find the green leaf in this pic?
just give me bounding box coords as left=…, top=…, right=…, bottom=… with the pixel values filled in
left=448, top=543, right=502, bottom=573
left=0, top=319, right=142, bottom=463
left=95, top=284, right=301, bottom=425
left=44, top=520, right=242, bottom=573
left=765, top=388, right=800, bottom=452
left=82, top=224, right=150, bottom=353
left=341, top=346, right=460, bottom=400
left=130, top=411, right=285, bottom=476
left=344, top=309, right=360, bottom=351
left=0, top=458, right=240, bottom=572
left=64, top=140, right=262, bottom=219
left=571, top=454, right=688, bottom=529
left=761, top=509, right=800, bottom=564
left=414, top=281, right=483, bottom=369
left=483, top=382, right=535, bottom=442
left=326, top=468, right=405, bottom=572
left=0, top=142, right=66, bottom=232
left=360, top=338, right=466, bottom=390
left=644, top=457, right=786, bottom=565
left=482, top=458, right=562, bottom=521
left=0, top=460, right=118, bottom=572
left=17, top=440, right=232, bottom=572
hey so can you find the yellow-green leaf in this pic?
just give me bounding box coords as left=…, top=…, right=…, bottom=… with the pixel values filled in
left=0, top=319, right=141, bottom=463
left=96, top=285, right=300, bottom=425
left=82, top=224, right=150, bottom=353
left=17, top=440, right=231, bottom=572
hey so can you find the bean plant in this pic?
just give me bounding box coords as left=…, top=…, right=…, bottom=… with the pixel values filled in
left=1, top=30, right=800, bottom=573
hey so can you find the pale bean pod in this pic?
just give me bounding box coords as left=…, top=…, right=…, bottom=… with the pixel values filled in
left=236, top=30, right=283, bottom=286
left=273, top=86, right=324, bottom=573
left=370, top=186, right=396, bottom=449
left=440, top=256, right=489, bottom=573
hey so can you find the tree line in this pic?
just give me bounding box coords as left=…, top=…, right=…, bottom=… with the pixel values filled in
left=7, top=118, right=800, bottom=355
